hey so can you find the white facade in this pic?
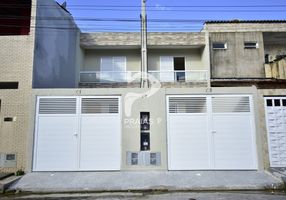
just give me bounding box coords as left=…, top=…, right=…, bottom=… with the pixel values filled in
left=27, top=86, right=266, bottom=172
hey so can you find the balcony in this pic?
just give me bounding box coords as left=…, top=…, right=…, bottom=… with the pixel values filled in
left=265, top=57, right=286, bottom=79
left=80, top=70, right=208, bottom=84
left=148, top=70, right=208, bottom=83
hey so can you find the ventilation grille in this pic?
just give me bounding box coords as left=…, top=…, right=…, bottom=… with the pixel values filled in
left=39, top=98, right=77, bottom=114
left=82, top=98, right=119, bottom=114
left=169, top=97, right=207, bottom=113
left=212, top=96, right=251, bottom=113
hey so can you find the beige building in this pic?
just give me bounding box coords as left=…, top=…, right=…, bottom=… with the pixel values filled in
left=1, top=0, right=286, bottom=173
left=0, top=0, right=36, bottom=173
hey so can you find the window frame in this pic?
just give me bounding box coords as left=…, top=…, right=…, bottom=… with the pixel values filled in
left=212, top=42, right=228, bottom=50
left=244, top=42, right=259, bottom=49
left=0, top=0, right=32, bottom=36
left=100, top=56, right=127, bottom=72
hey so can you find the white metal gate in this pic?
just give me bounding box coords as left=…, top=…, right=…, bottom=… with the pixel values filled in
left=265, top=97, right=286, bottom=167
left=167, top=95, right=257, bottom=170
left=33, top=96, right=121, bottom=171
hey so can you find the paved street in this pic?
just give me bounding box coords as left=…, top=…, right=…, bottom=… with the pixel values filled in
left=1, top=192, right=286, bottom=200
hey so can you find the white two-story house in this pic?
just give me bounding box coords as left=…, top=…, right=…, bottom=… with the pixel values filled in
left=1, top=0, right=286, bottom=175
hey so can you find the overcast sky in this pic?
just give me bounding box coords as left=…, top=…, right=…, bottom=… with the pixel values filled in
left=56, top=0, right=286, bottom=32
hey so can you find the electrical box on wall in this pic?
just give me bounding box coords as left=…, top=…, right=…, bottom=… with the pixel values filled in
left=140, top=112, right=150, bottom=131
left=127, top=152, right=161, bottom=166
left=140, top=112, right=150, bottom=151
left=0, top=153, right=17, bottom=168
left=141, top=132, right=150, bottom=151
left=126, top=152, right=139, bottom=165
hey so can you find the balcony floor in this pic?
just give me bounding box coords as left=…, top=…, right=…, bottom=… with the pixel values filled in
left=79, top=82, right=208, bottom=88
left=211, top=78, right=286, bottom=89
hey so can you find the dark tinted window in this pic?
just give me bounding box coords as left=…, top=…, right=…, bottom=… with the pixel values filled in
left=244, top=42, right=258, bottom=49
left=213, top=43, right=226, bottom=49
left=0, top=82, right=18, bottom=89
left=4, top=117, right=14, bottom=122
left=283, top=99, right=286, bottom=106
left=6, top=154, right=15, bottom=160
left=274, top=99, right=281, bottom=107
left=0, top=0, right=31, bottom=35
left=266, top=99, right=273, bottom=107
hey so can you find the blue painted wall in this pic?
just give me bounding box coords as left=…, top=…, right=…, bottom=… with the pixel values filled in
left=33, top=0, right=80, bottom=88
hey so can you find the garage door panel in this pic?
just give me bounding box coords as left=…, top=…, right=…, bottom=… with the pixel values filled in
left=167, top=95, right=257, bottom=170
left=34, top=116, right=78, bottom=171
left=80, top=115, right=121, bottom=170
left=34, top=96, right=121, bottom=171
left=211, top=96, right=256, bottom=170
left=212, top=114, right=256, bottom=169
left=168, top=114, right=210, bottom=170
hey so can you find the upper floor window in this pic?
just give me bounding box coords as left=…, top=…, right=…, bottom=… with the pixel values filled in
left=212, top=42, right=227, bottom=50
left=0, top=0, right=32, bottom=36
left=244, top=42, right=259, bottom=49
left=100, top=57, right=127, bottom=82
left=100, top=57, right=126, bottom=72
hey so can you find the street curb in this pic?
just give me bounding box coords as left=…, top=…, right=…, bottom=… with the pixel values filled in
left=0, top=176, right=22, bottom=194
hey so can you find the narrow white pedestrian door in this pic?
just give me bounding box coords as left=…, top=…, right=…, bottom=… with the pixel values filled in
left=167, top=95, right=257, bottom=170
left=80, top=98, right=121, bottom=170
left=33, top=98, right=78, bottom=171
left=265, top=97, right=286, bottom=167
left=168, top=96, right=210, bottom=170
left=211, top=96, right=256, bottom=169
left=33, top=96, right=121, bottom=171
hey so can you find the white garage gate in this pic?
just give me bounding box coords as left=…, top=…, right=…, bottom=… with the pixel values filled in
left=33, top=96, right=121, bottom=171
left=167, top=95, right=257, bottom=170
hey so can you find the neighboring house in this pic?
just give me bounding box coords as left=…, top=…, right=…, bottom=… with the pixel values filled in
left=1, top=0, right=286, bottom=174
left=205, top=20, right=286, bottom=168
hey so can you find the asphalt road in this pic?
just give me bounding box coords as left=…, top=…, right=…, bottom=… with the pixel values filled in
left=1, top=192, right=286, bottom=200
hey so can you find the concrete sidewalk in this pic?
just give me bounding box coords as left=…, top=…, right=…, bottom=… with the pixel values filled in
left=9, top=171, right=284, bottom=193
left=269, top=168, right=286, bottom=182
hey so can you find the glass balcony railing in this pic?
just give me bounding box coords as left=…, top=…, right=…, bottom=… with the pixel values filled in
left=148, top=70, right=208, bottom=82
left=80, top=70, right=208, bottom=83
left=80, top=71, right=141, bottom=83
